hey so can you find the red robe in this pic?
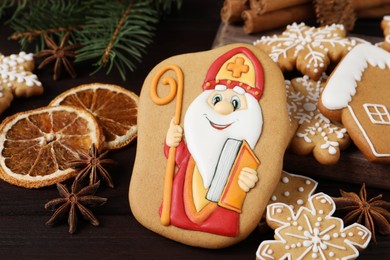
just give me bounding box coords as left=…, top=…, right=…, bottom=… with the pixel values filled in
left=162, top=141, right=239, bottom=236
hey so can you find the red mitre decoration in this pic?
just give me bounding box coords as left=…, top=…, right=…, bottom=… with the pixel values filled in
left=202, top=47, right=265, bottom=100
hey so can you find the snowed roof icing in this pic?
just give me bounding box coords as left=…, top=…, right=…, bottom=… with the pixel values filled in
left=321, top=44, right=390, bottom=110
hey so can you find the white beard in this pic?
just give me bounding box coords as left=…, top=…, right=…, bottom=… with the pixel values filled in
left=184, top=90, right=263, bottom=189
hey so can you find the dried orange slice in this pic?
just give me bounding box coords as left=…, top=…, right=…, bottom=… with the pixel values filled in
left=0, top=106, right=102, bottom=188
left=50, top=83, right=138, bottom=150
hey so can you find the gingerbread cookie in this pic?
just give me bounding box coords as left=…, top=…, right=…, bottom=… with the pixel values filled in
left=258, top=171, right=318, bottom=232
left=0, top=52, right=43, bottom=115
left=319, top=44, right=390, bottom=163
left=0, top=52, right=43, bottom=98
left=256, top=193, right=371, bottom=260
left=286, top=75, right=350, bottom=165
left=129, top=43, right=290, bottom=248
left=381, top=16, right=390, bottom=52
left=254, top=23, right=358, bottom=81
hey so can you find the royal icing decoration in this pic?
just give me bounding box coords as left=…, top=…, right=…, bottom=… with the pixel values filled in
left=254, top=23, right=357, bottom=80
left=256, top=193, right=371, bottom=260
left=270, top=171, right=317, bottom=212
left=157, top=47, right=266, bottom=236
left=321, top=44, right=390, bottom=110
left=0, top=52, right=43, bottom=99
left=258, top=171, right=318, bottom=232
left=286, top=75, right=349, bottom=164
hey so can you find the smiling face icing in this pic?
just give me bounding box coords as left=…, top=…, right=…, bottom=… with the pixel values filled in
left=184, top=86, right=263, bottom=189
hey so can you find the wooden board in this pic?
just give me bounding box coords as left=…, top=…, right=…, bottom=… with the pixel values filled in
left=212, top=22, right=389, bottom=189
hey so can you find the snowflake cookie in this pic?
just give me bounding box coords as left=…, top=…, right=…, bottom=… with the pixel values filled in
left=254, top=23, right=358, bottom=80
left=0, top=51, right=43, bottom=114
left=256, top=193, right=371, bottom=260
left=259, top=171, right=318, bottom=232
left=286, top=75, right=350, bottom=165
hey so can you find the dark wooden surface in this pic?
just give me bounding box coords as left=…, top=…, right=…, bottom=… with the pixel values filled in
left=0, top=1, right=388, bottom=259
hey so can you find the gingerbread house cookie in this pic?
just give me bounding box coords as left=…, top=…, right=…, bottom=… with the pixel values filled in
left=319, top=44, right=390, bottom=163
left=129, top=44, right=290, bottom=248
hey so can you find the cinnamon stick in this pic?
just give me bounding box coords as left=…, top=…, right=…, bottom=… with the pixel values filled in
left=242, top=4, right=315, bottom=34
left=249, top=0, right=310, bottom=15
left=221, top=0, right=249, bottom=23
left=352, top=0, right=390, bottom=11
left=357, top=4, right=390, bottom=18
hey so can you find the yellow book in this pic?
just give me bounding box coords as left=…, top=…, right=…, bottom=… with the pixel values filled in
left=206, top=139, right=260, bottom=213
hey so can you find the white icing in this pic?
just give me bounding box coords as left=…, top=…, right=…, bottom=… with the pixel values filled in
left=215, top=84, right=227, bottom=91
left=254, top=23, right=355, bottom=76
left=282, top=176, right=289, bottom=183
left=0, top=52, right=42, bottom=93
left=184, top=90, right=263, bottom=188
left=298, top=187, right=304, bottom=192
left=297, top=199, right=303, bottom=205
left=232, top=86, right=245, bottom=94
left=287, top=75, right=347, bottom=155
left=348, top=105, right=390, bottom=157
left=321, top=44, right=390, bottom=110
left=363, top=103, right=390, bottom=125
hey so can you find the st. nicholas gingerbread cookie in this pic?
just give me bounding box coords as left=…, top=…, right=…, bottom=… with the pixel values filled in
left=319, top=44, right=390, bottom=163
left=254, top=23, right=358, bottom=81
left=129, top=43, right=290, bottom=248
left=286, top=75, right=350, bottom=165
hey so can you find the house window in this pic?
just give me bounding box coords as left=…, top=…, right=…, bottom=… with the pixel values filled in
left=363, top=104, right=390, bottom=125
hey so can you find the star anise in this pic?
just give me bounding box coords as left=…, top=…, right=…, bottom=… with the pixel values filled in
left=45, top=180, right=107, bottom=234
left=332, top=183, right=390, bottom=243
left=35, top=32, right=80, bottom=80
left=69, top=144, right=116, bottom=188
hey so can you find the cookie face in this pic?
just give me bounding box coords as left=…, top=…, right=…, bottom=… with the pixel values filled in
left=286, top=75, right=350, bottom=165
left=254, top=23, right=358, bottom=81
left=256, top=193, right=371, bottom=260
left=320, top=44, right=390, bottom=163
left=129, top=44, right=290, bottom=248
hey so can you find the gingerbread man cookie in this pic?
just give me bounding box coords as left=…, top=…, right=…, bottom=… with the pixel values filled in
left=254, top=23, right=358, bottom=81
left=319, top=44, right=390, bottom=163
left=286, top=75, right=350, bottom=165
left=259, top=171, right=318, bottom=232
left=381, top=16, right=390, bottom=52
left=256, top=193, right=371, bottom=260
left=0, top=51, right=43, bottom=114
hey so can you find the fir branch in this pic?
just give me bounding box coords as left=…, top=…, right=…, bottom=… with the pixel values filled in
left=75, top=0, right=159, bottom=80
left=102, top=3, right=133, bottom=65
left=0, top=0, right=27, bottom=21
left=8, top=0, right=87, bottom=50
left=11, top=26, right=81, bottom=41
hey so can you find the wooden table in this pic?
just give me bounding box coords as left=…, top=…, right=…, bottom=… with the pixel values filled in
left=0, top=1, right=388, bottom=259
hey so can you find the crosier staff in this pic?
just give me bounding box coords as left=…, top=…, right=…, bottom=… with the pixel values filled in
left=150, top=65, right=184, bottom=226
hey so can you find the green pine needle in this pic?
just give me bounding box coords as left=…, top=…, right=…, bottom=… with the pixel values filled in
left=1, top=0, right=182, bottom=80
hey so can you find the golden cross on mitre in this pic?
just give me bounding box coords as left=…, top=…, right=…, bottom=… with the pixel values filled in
left=227, top=57, right=249, bottom=78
